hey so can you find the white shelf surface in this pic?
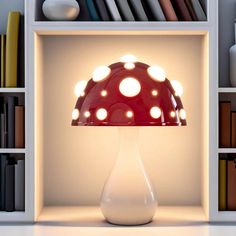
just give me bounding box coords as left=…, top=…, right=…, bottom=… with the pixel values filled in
left=0, top=148, right=26, bottom=154
left=218, top=148, right=236, bottom=153
left=0, top=211, right=26, bottom=222
left=37, top=206, right=207, bottom=226
left=218, top=88, right=236, bottom=93
left=0, top=88, right=25, bottom=93
left=32, top=22, right=211, bottom=35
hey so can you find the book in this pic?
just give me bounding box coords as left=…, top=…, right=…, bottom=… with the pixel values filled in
left=219, top=102, right=231, bottom=148
left=15, top=159, right=25, bottom=211
left=159, top=0, right=178, bottom=21
left=8, top=96, right=18, bottom=148
left=76, top=0, right=92, bottom=21
left=219, top=157, right=227, bottom=211
left=232, top=112, right=236, bottom=148
left=171, top=0, right=192, bottom=21
left=1, top=35, right=6, bottom=87
left=128, top=0, right=148, bottom=21
left=86, top=0, right=101, bottom=21
left=5, top=12, right=20, bottom=87
left=141, top=0, right=155, bottom=21
left=0, top=97, right=3, bottom=148
left=227, top=155, right=236, bottom=210
left=1, top=104, right=7, bottom=148
left=185, top=0, right=198, bottom=21
left=199, top=0, right=207, bottom=14
left=105, top=0, right=122, bottom=21
left=94, top=0, right=110, bottom=21
left=0, top=154, right=7, bottom=210
left=18, top=15, right=24, bottom=88
left=146, top=0, right=166, bottom=21
left=5, top=158, right=15, bottom=212
left=15, top=106, right=25, bottom=148
left=116, top=0, right=135, bottom=21
left=190, top=0, right=206, bottom=21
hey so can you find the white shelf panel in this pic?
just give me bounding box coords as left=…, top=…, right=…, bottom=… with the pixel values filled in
left=0, top=211, right=27, bottom=222
left=213, top=211, right=236, bottom=222
left=37, top=206, right=207, bottom=226
left=0, top=88, right=25, bottom=93
left=32, top=22, right=211, bottom=35
left=218, top=149, right=236, bottom=153
left=0, top=148, right=26, bottom=154
left=218, top=88, right=236, bottom=93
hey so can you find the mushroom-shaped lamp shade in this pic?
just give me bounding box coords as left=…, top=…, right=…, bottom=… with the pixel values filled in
left=71, top=56, right=187, bottom=226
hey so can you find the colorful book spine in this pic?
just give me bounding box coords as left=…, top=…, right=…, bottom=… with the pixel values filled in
left=77, top=0, right=92, bottom=21
left=94, top=0, right=110, bottom=21
left=159, top=0, right=178, bottom=21
left=1, top=35, right=6, bottom=87
left=185, top=0, right=198, bottom=21
left=15, top=106, right=25, bottom=148
left=5, top=12, right=20, bottom=87
left=227, top=156, right=236, bottom=210
left=219, top=102, right=231, bottom=148
left=171, top=0, right=192, bottom=21
left=219, top=157, right=227, bottom=211
left=147, top=0, right=166, bottom=21
left=86, top=0, right=101, bottom=21
left=231, top=112, right=236, bottom=148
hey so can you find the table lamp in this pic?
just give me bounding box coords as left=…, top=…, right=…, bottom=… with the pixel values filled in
left=71, top=55, right=187, bottom=226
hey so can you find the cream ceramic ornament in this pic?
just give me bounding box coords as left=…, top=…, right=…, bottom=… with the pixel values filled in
left=42, top=0, right=80, bottom=21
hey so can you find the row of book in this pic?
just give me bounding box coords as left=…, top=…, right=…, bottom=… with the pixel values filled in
left=0, top=12, right=24, bottom=88
left=69, top=0, right=207, bottom=22
left=0, top=154, right=25, bottom=212
left=0, top=96, right=25, bottom=149
left=219, top=101, right=236, bottom=148
left=219, top=154, right=236, bottom=211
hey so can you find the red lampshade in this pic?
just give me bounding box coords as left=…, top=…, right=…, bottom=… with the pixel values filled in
left=71, top=56, right=186, bottom=126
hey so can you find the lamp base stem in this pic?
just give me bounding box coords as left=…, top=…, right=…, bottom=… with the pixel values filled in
left=100, top=127, right=157, bottom=226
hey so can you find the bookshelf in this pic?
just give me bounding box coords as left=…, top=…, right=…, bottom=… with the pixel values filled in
left=1, top=0, right=226, bottom=225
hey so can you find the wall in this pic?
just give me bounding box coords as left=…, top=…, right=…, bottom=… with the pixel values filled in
left=39, top=35, right=204, bottom=207
left=0, top=0, right=24, bottom=34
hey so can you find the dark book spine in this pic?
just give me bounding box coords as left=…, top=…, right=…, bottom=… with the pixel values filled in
left=227, top=155, right=236, bottom=210
left=5, top=158, right=15, bottom=212
left=15, top=106, right=25, bottom=148
left=15, top=159, right=25, bottom=211
left=171, top=0, right=192, bottom=21
left=219, top=157, right=227, bottom=211
left=76, top=0, right=92, bottom=21
left=219, top=102, right=231, bottom=148
left=0, top=154, right=7, bottom=210
left=7, top=96, right=18, bottom=148
left=94, top=0, right=110, bottom=21
left=231, top=112, right=236, bottom=148
left=17, top=15, right=24, bottom=88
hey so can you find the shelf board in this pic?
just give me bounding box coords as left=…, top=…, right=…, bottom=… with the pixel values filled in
left=32, top=22, right=211, bottom=35
left=37, top=206, right=206, bottom=226
left=0, top=148, right=26, bottom=154
left=218, top=148, right=236, bottom=153
left=218, top=88, right=236, bottom=93
left=0, top=211, right=26, bottom=222
left=0, top=88, right=25, bottom=93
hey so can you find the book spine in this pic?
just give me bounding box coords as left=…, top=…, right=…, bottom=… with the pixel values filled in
left=191, top=0, right=206, bottom=21
left=159, top=0, right=178, bottom=21
left=17, top=15, right=24, bottom=88
left=219, top=158, right=227, bottom=211
left=94, top=0, right=110, bottom=21
left=8, top=96, right=18, bottom=148
left=5, top=12, right=20, bottom=88
left=105, top=0, right=122, bottom=21
left=231, top=112, right=236, bottom=148
left=15, top=159, right=25, bottom=211
left=219, top=102, right=231, bottom=148
left=86, top=0, right=101, bottom=21
left=15, top=106, right=24, bottom=148
left=185, top=0, right=198, bottom=21
left=171, top=0, right=192, bottom=21
left=0, top=154, right=7, bottom=210
left=227, top=156, right=236, bottom=210
left=1, top=103, right=7, bottom=148
left=1, top=35, right=6, bottom=88
left=5, top=158, right=15, bottom=212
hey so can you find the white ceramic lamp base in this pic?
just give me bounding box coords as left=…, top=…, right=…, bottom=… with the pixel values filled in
left=100, top=127, right=157, bottom=225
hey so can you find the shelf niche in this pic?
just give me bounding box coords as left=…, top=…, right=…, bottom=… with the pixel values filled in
left=35, top=33, right=209, bottom=225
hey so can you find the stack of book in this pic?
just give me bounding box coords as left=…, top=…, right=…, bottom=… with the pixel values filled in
left=0, top=96, right=25, bottom=149
left=0, top=154, right=25, bottom=212
left=74, top=0, right=207, bottom=21
left=0, top=11, right=24, bottom=88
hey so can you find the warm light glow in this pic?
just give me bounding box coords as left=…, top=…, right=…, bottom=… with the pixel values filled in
left=151, top=90, right=158, bottom=96
left=126, top=111, right=133, bottom=118
left=119, top=77, right=141, bottom=97
left=92, top=66, right=111, bottom=82
left=150, top=107, right=161, bottom=119
left=101, top=90, right=108, bottom=97
left=147, top=65, right=166, bottom=82
left=84, top=111, right=91, bottom=118
left=96, top=108, right=108, bottom=120
left=74, top=80, right=87, bottom=97
left=170, top=111, right=176, bottom=118
left=124, top=62, right=135, bottom=70
left=179, top=109, right=186, bottom=119
left=171, top=80, right=184, bottom=97
left=72, top=109, right=79, bottom=120
left=120, top=54, right=137, bottom=63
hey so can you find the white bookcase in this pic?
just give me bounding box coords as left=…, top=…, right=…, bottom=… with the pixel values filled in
left=3, top=0, right=232, bottom=224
